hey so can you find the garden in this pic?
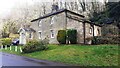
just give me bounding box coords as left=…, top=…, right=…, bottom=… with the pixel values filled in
left=0, top=36, right=119, bottom=66
left=1, top=44, right=119, bottom=66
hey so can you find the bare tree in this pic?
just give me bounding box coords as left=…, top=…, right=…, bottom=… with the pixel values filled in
left=1, top=17, right=19, bottom=37
left=79, top=0, right=86, bottom=12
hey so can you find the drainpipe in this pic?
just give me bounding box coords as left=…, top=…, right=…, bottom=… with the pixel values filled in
left=83, top=21, right=86, bottom=44
left=92, top=24, right=95, bottom=37
left=65, top=10, right=67, bottom=44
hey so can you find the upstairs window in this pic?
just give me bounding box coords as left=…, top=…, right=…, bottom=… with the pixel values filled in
left=38, top=20, right=42, bottom=27
left=50, top=16, right=55, bottom=25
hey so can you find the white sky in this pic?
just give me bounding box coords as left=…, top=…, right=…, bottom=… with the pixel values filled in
left=0, top=0, right=106, bottom=18
left=0, top=0, right=35, bottom=18
left=0, top=0, right=20, bottom=16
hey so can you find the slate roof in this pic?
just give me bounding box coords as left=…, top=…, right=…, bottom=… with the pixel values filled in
left=31, top=9, right=101, bottom=27
left=84, top=20, right=102, bottom=27
left=23, top=28, right=36, bottom=32
left=31, top=9, right=85, bottom=22
left=18, top=27, right=36, bottom=33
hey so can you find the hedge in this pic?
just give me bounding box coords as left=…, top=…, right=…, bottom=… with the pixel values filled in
left=0, top=38, right=12, bottom=46
left=57, top=30, right=66, bottom=44
left=57, top=29, right=77, bottom=44
left=67, top=29, right=77, bottom=44
left=91, top=36, right=120, bottom=45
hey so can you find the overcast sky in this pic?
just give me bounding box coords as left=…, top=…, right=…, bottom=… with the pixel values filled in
left=0, top=0, right=35, bottom=18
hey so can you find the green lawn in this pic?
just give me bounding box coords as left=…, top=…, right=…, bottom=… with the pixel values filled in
left=1, top=44, right=119, bottom=66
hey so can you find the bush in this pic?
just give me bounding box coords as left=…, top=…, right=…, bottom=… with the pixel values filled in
left=1, top=38, right=12, bottom=46
left=85, top=37, right=92, bottom=44
left=57, top=30, right=66, bottom=44
left=22, top=39, right=48, bottom=53
left=91, top=36, right=120, bottom=45
left=2, top=33, right=9, bottom=38
left=91, top=36, right=99, bottom=45
left=67, top=29, right=77, bottom=44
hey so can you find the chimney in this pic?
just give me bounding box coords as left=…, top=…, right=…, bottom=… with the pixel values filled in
left=51, top=2, right=59, bottom=12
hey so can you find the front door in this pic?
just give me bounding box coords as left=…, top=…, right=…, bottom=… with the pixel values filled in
left=19, top=32, right=26, bottom=45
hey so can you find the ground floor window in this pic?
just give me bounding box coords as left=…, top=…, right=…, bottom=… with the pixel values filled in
left=89, top=27, right=92, bottom=34
left=29, top=32, right=32, bottom=39
left=97, top=28, right=100, bottom=35
left=50, top=30, right=54, bottom=38
left=38, top=31, right=42, bottom=39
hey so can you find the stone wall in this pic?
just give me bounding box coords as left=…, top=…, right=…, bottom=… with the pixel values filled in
left=31, top=12, right=66, bottom=44
left=31, top=12, right=101, bottom=44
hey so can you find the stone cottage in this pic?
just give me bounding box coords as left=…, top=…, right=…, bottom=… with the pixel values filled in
left=29, top=8, right=101, bottom=44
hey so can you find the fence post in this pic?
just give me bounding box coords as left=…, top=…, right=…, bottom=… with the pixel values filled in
left=1, top=45, right=3, bottom=49
left=20, top=47, right=23, bottom=53
left=15, top=46, right=17, bottom=52
left=5, top=45, right=7, bottom=50
left=10, top=46, right=11, bottom=50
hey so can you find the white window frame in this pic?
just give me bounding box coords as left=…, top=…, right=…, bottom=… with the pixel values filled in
left=50, top=30, right=54, bottom=38
left=38, top=20, right=42, bottom=27
left=38, top=31, right=42, bottom=39
left=50, top=16, right=55, bottom=25
left=89, top=27, right=92, bottom=34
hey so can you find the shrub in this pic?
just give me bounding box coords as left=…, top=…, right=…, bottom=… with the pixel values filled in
left=2, top=33, right=9, bottom=38
left=1, top=38, right=12, bottom=46
left=85, top=37, right=92, bottom=44
left=91, top=36, right=100, bottom=45
left=91, top=36, right=120, bottom=45
left=57, top=30, right=66, bottom=44
left=22, top=39, right=48, bottom=53
left=67, top=29, right=77, bottom=44
left=107, top=36, right=120, bottom=44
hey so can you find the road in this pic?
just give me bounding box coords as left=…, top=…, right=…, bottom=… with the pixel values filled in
left=0, top=52, right=68, bottom=66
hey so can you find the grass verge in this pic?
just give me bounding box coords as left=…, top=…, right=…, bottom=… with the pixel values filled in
left=1, top=44, right=119, bottom=66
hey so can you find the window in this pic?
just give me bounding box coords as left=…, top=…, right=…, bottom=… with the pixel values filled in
left=29, top=32, right=32, bottom=39
left=97, top=29, right=100, bottom=35
left=50, top=30, right=54, bottom=38
left=50, top=16, right=55, bottom=25
left=38, top=20, right=42, bottom=27
left=38, top=31, right=42, bottom=39
left=89, top=27, right=92, bottom=34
